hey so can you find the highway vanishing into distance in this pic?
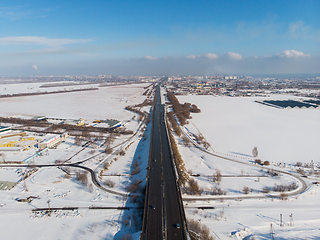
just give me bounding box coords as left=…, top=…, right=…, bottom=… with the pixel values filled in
left=141, top=85, right=188, bottom=240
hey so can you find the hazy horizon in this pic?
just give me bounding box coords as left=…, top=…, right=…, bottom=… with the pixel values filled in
left=0, top=0, right=319, bottom=76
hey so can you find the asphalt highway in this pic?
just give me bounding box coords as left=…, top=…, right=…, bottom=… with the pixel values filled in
left=142, top=85, right=187, bottom=240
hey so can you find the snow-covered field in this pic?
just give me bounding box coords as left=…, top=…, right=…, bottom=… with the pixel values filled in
left=0, top=82, right=100, bottom=95
left=177, top=94, right=320, bottom=165
left=174, top=92, right=320, bottom=239
left=0, top=83, right=151, bottom=240
left=0, top=82, right=319, bottom=240
left=0, top=83, right=147, bottom=120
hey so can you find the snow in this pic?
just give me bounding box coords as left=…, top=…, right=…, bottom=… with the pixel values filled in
left=177, top=94, right=320, bottom=165
left=0, top=83, right=148, bottom=121
left=0, top=83, right=319, bottom=239
left=0, top=82, right=100, bottom=95
left=0, top=82, right=151, bottom=240
left=171, top=92, right=320, bottom=239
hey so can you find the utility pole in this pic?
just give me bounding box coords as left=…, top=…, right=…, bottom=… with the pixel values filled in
left=47, top=200, right=51, bottom=217
left=280, top=213, right=283, bottom=227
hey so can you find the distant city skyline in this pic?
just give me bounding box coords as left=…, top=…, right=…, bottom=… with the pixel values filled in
left=0, top=0, right=319, bottom=76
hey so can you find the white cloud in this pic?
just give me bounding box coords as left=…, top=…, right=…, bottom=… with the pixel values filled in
left=186, top=55, right=197, bottom=59
left=275, top=50, right=311, bottom=58
left=186, top=53, right=218, bottom=59
left=32, top=65, right=38, bottom=71
left=0, top=36, right=93, bottom=47
left=144, top=55, right=158, bottom=60
left=226, top=52, right=242, bottom=60
left=204, top=53, right=219, bottom=59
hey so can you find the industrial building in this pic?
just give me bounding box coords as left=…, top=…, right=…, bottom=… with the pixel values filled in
left=38, top=132, right=69, bottom=149
left=0, top=126, right=11, bottom=135
left=38, top=134, right=62, bottom=149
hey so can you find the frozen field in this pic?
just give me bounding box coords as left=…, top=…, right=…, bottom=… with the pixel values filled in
left=0, top=83, right=148, bottom=120
left=177, top=94, right=320, bottom=164
left=0, top=84, right=319, bottom=240
left=170, top=92, right=320, bottom=239
left=0, top=82, right=153, bottom=240
left=0, top=82, right=100, bottom=95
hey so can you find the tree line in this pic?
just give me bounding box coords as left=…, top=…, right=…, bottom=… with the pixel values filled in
left=166, top=91, right=200, bottom=126
left=166, top=118, right=189, bottom=186
left=0, top=87, right=98, bottom=99
left=0, top=117, right=133, bottom=135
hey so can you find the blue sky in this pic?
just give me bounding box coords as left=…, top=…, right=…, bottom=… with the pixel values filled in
left=0, top=0, right=319, bottom=76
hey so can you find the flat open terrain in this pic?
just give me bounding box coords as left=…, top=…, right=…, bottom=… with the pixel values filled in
left=0, top=83, right=147, bottom=120
left=0, top=84, right=319, bottom=240
left=178, top=94, right=320, bottom=164
left=174, top=92, right=320, bottom=239
left=0, top=82, right=152, bottom=240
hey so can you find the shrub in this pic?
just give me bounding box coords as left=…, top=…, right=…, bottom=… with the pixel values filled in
left=185, top=178, right=203, bottom=195
left=64, top=173, right=71, bottom=179
left=263, top=161, right=270, bottom=166
left=267, top=169, right=278, bottom=177
left=243, top=186, right=250, bottom=194
left=187, top=219, right=215, bottom=240
left=74, top=136, right=82, bottom=146
left=279, top=193, right=288, bottom=200
left=214, top=169, right=222, bottom=184
left=105, top=147, right=113, bottom=154
left=297, top=168, right=304, bottom=174
left=76, top=171, right=88, bottom=187
left=262, top=187, right=270, bottom=193
left=255, top=159, right=261, bottom=164
left=103, top=162, right=110, bottom=170
left=182, top=135, right=191, bottom=147
left=273, top=183, right=298, bottom=192
left=126, top=179, right=141, bottom=193
left=211, top=187, right=226, bottom=195
left=252, top=146, right=258, bottom=158
left=131, top=159, right=140, bottom=175
left=104, top=179, right=115, bottom=188
left=190, top=104, right=201, bottom=113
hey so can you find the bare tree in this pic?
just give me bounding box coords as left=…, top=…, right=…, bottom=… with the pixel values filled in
left=74, top=136, right=82, bottom=146
left=104, top=179, right=115, bottom=188
left=215, top=169, right=222, bottom=184
left=243, top=186, right=250, bottom=194
left=182, top=135, right=191, bottom=147
left=252, top=146, right=258, bottom=158
left=76, top=171, right=88, bottom=187
left=105, top=147, right=113, bottom=154
left=185, top=178, right=203, bottom=195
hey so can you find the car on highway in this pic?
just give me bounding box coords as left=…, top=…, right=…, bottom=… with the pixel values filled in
left=173, top=223, right=180, bottom=229
left=150, top=205, right=155, bottom=210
